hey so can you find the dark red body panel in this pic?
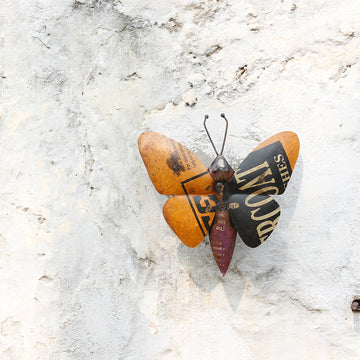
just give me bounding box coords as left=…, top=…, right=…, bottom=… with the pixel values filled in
left=209, top=209, right=237, bottom=276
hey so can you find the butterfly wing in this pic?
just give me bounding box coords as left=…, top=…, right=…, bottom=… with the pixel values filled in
left=163, top=195, right=218, bottom=247
left=227, top=194, right=281, bottom=248
left=138, top=131, right=218, bottom=247
left=138, top=131, right=215, bottom=196
left=225, top=131, right=299, bottom=196
left=225, top=131, right=299, bottom=248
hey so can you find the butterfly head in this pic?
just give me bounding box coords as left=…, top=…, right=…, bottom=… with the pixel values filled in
left=208, top=155, right=234, bottom=183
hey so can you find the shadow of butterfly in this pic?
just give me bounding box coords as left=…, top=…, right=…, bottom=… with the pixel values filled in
left=138, top=114, right=300, bottom=275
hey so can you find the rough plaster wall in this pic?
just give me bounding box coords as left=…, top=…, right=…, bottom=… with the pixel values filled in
left=0, top=0, right=360, bottom=359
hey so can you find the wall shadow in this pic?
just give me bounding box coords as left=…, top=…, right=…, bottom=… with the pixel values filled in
left=177, top=239, right=246, bottom=312
left=176, top=153, right=304, bottom=312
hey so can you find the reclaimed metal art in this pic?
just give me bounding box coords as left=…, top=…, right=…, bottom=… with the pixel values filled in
left=138, top=114, right=300, bottom=276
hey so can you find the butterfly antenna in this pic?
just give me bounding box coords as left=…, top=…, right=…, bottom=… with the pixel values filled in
left=219, top=113, right=229, bottom=155
left=203, top=113, right=229, bottom=155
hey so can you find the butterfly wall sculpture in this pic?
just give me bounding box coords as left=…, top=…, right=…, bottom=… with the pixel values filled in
left=138, top=114, right=300, bottom=276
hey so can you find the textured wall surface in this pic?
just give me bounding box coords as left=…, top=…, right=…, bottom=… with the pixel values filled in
left=1, top=0, right=360, bottom=359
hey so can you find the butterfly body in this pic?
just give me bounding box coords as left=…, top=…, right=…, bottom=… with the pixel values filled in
left=209, top=208, right=237, bottom=275
left=138, top=115, right=300, bottom=275
left=206, top=151, right=237, bottom=275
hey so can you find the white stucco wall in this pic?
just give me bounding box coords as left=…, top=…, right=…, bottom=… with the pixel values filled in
left=1, top=0, right=360, bottom=359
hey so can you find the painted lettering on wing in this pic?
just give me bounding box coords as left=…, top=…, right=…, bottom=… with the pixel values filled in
left=273, top=154, right=291, bottom=189
left=233, top=160, right=280, bottom=243
left=192, top=195, right=218, bottom=232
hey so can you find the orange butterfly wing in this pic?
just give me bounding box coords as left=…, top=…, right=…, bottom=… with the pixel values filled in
left=253, top=131, right=300, bottom=173
left=138, top=131, right=215, bottom=195
left=138, top=131, right=218, bottom=247
left=163, top=195, right=218, bottom=247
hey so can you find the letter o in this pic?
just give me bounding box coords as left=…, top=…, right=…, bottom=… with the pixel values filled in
left=245, top=186, right=279, bottom=207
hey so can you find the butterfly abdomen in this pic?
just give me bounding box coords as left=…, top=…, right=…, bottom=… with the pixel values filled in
left=209, top=208, right=237, bottom=276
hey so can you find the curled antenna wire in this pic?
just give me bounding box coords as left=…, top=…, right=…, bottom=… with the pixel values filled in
left=203, top=113, right=229, bottom=155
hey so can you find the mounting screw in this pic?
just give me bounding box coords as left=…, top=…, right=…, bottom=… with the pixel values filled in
left=351, top=299, right=360, bottom=311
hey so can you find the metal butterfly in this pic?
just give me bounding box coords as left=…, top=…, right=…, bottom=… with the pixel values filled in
left=138, top=114, right=300, bottom=275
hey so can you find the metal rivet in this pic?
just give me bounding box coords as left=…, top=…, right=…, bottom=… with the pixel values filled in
left=351, top=300, right=360, bottom=311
